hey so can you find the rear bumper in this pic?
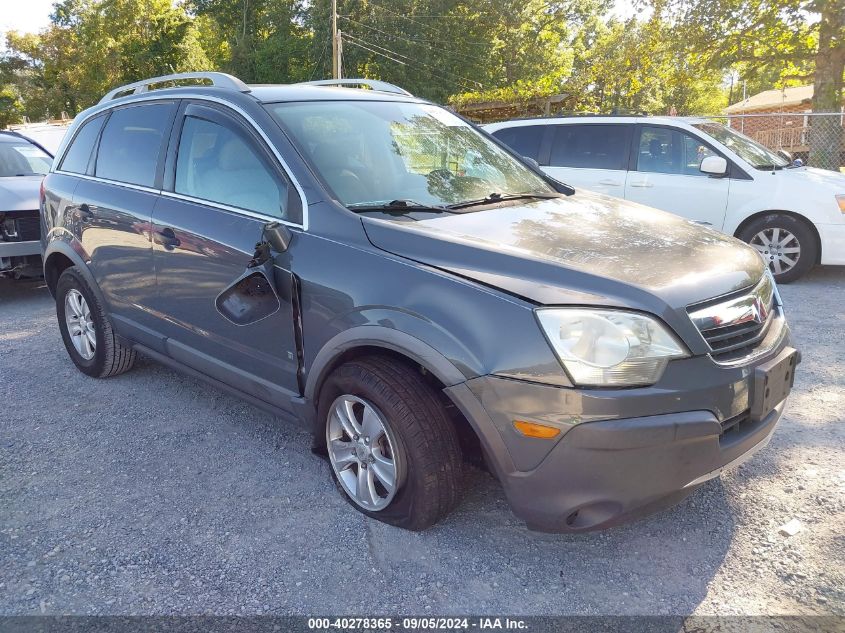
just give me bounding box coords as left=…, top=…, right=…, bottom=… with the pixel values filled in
left=0, top=240, right=41, bottom=258
left=445, top=343, right=796, bottom=532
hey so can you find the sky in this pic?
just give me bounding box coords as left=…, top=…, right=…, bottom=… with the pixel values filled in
left=1, top=0, right=55, bottom=41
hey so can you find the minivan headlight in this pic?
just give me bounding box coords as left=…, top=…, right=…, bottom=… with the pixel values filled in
left=536, top=308, right=688, bottom=386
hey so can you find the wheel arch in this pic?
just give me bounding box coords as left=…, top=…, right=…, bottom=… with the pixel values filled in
left=733, top=210, right=822, bottom=264
left=303, top=327, right=484, bottom=463
left=305, top=326, right=470, bottom=404
left=44, top=241, right=97, bottom=297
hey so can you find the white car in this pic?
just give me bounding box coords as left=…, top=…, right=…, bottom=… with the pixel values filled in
left=484, top=116, right=845, bottom=282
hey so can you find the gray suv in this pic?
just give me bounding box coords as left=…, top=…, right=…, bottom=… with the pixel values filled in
left=41, top=72, right=799, bottom=532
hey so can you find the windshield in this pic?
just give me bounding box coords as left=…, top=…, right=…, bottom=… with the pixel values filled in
left=266, top=101, right=555, bottom=208
left=0, top=138, right=52, bottom=177
left=692, top=122, right=789, bottom=170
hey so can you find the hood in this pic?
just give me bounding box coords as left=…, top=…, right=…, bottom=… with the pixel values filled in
left=0, top=176, right=42, bottom=212
left=777, top=165, right=845, bottom=190
left=362, top=192, right=765, bottom=310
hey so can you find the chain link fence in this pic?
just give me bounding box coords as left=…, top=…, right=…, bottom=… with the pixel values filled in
left=703, top=111, right=845, bottom=173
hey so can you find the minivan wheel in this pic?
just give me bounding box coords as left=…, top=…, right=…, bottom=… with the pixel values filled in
left=318, top=356, right=463, bottom=530
left=738, top=213, right=817, bottom=283
left=55, top=266, right=137, bottom=378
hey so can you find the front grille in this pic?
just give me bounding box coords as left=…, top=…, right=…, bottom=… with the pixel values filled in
left=15, top=216, right=41, bottom=241
left=700, top=311, right=774, bottom=360
left=688, top=273, right=777, bottom=362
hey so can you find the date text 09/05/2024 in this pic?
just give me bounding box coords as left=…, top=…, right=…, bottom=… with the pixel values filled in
left=307, top=618, right=528, bottom=630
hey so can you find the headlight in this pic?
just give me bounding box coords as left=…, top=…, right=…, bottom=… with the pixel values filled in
left=536, top=308, right=688, bottom=386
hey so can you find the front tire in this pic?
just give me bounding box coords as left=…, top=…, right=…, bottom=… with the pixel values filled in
left=738, top=213, right=817, bottom=283
left=318, top=356, right=463, bottom=530
left=56, top=266, right=136, bottom=378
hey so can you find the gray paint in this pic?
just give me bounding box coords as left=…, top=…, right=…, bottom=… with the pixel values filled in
left=41, top=83, right=797, bottom=531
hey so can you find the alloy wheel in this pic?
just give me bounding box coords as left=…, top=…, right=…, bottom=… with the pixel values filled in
left=749, top=227, right=801, bottom=276
left=64, top=289, right=96, bottom=360
left=326, top=395, right=401, bottom=511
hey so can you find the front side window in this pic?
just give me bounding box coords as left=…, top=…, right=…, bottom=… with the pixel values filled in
left=692, top=122, right=789, bottom=170
left=174, top=115, right=291, bottom=220
left=95, top=103, right=175, bottom=187
left=636, top=126, right=717, bottom=176
left=549, top=124, right=629, bottom=170
left=0, top=137, right=52, bottom=177
left=266, top=101, right=553, bottom=207
left=491, top=125, right=545, bottom=162
left=60, top=116, right=105, bottom=175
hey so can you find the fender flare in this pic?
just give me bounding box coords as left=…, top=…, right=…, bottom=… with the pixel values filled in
left=43, top=240, right=105, bottom=308
left=303, top=325, right=471, bottom=406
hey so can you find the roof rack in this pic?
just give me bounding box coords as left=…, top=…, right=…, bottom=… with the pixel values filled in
left=297, top=79, right=413, bottom=96
left=99, top=72, right=251, bottom=104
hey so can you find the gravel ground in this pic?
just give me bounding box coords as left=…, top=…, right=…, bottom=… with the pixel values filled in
left=1, top=268, right=843, bottom=616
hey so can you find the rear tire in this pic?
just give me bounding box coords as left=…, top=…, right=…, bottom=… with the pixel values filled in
left=318, top=356, right=463, bottom=530
left=738, top=213, right=817, bottom=283
left=56, top=266, right=136, bottom=378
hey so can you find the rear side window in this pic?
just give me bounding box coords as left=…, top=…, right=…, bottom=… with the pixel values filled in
left=95, top=103, right=175, bottom=187
left=60, top=115, right=105, bottom=175
left=549, top=124, right=630, bottom=170
left=491, top=125, right=544, bottom=161
left=174, top=115, right=292, bottom=221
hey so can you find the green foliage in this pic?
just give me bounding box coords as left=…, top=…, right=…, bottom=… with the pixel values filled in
left=4, top=0, right=212, bottom=118
left=0, top=0, right=833, bottom=126
left=0, top=85, right=25, bottom=128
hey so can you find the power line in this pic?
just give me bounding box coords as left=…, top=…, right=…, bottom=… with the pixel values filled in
left=343, top=33, right=481, bottom=89
left=348, top=0, right=490, bottom=45
left=309, top=30, right=330, bottom=80
left=339, top=15, right=489, bottom=67
left=342, top=35, right=475, bottom=92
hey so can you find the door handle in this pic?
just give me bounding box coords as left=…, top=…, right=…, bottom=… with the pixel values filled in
left=598, top=179, right=621, bottom=186
left=154, top=227, right=181, bottom=250
left=629, top=181, right=654, bottom=188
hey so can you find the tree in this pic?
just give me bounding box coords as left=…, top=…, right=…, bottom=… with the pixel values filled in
left=807, top=0, right=844, bottom=168
left=643, top=0, right=844, bottom=168
left=0, top=86, right=24, bottom=128
left=4, top=0, right=213, bottom=119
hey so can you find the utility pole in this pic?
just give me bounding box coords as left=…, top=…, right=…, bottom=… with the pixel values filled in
left=336, top=29, right=343, bottom=79
left=331, top=0, right=340, bottom=79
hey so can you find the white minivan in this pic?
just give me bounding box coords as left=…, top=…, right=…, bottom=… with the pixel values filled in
left=484, top=116, right=845, bottom=282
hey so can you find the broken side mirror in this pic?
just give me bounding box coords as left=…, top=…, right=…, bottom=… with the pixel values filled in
left=263, top=221, right=292, bottom=253
left=215, top=269, right=281, bottom=325
left=214, top=221, right=292, bottom=326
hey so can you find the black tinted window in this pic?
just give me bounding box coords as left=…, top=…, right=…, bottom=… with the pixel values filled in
left=549, top=124, right=629, bottom=170
left=95, top=103, right=175, bottom=187
left=492, top=125, right=544, bottom=161
left=175, top=115, right=293, bottom=221
left=60, top=116, right=105, bottom=174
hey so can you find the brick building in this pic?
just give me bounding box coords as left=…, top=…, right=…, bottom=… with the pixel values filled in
left=724, top=85, right=845, bottom=157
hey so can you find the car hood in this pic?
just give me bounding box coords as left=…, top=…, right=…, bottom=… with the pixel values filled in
left=777, top=165, right=845, bottom=190
left=0, top=176, right=42, bottom=212
left=362, top=192, right=765, bottom=310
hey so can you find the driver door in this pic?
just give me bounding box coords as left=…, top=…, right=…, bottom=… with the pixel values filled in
left=150, top=101, right=303, bottom=410
left=624, top=125, right=730, bottom=228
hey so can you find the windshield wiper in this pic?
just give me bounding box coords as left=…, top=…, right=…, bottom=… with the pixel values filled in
left=346, top=199, right=452, bottom=213
left=445, top=192, right=558, bottom=210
